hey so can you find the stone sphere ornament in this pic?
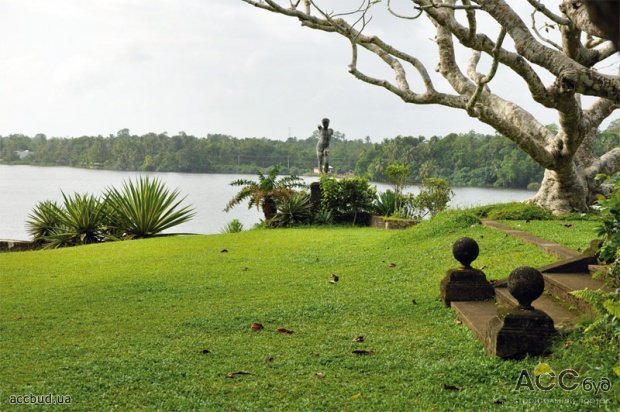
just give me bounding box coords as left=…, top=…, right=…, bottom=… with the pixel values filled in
left=452, top=237, right=479, bottom=267
left=508, top=266, right=545, bottom=310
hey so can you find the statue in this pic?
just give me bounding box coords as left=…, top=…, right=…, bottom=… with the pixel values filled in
left=316, top=118, right=333, bottom=174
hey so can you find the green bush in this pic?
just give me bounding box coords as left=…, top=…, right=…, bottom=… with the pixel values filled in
left=221, top=219, right=244, bottom=234
left=271, top=191, right=313, bottom=228
left=105, top=177, right=195, bottom=239
left=27, top=177, right=195, bottom=247
left=320, top=175, right=376, bottom=225
left=413, top=178, right=454, bottom=218
left=28, top=194, right=118, bottom=248
left=472, top=202, right=552, bottom=220
left=26, top=200, right=63, bottom=243
left=596, top=181, right=620, bottom=287
left=373, top=190, right=398, bottom=217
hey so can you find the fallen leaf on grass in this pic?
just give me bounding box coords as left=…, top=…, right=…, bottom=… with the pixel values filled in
left=315, top=372, right=326, bottom=379
left=226, top=371, right=253, bottom=378
left=454, top=319, right=462, bottom=325
left=442, top=383, right=460, bottom=391
left=277, top=327, right=293, bottom=334
left=388, top=262, right=397, bottom=268
left=250, top=323, right=264, bottom=331
left=352, top=349, right=374, bottom=356
left=329, top=274, right=339, bottom=284
left=352, top=335, right=365, bottom=343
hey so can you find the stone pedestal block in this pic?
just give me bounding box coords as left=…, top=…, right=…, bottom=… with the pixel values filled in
left=485, top=266, right=557, bottom=359
left=440, top=237, right=494, bottom=307
left=310, top=181, right=322, bottom=214
left=440, top=268, right=495, bottom=307
left=485, top=309, right=557, bottom=359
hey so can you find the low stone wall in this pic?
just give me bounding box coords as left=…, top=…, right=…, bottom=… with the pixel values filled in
left=370, top=215, right=417, bottom=230
left=0, top=240, right=38, bottom=252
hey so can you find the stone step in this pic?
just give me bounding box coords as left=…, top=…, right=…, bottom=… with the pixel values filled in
left=542, top=272, right=611, bottom=313
left=451, top=300, right=497, bottom=342
left=481, top=220, right=581, bottom=260
left=494, top=287, right=580, bottom=332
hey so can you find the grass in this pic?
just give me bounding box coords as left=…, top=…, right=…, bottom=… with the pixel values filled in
left=0, top=213, right=617, bottom=410
left=498, top=220, right=601, bottom=252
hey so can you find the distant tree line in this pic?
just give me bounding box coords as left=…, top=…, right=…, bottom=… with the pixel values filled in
left=1, top=121, right=617, bottom=189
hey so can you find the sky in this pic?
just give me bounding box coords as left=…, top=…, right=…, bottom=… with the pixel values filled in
left=0, top=0, right=618, bottom=142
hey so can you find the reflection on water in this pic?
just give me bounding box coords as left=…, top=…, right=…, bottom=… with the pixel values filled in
left=0, top=165, right=531, bottom=240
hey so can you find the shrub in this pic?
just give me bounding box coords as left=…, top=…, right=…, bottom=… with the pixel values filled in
left=28, top=194, right=111, bottom=248
left=221, top=219, right=244, bottom=234
left=413, top=178, right=454, bottom=218
left=373, top=190, right=398, bottom=217
left=26, top=200, right=63, bottom=243
left=313, top=207, right=333, bottom=225
left=320, top=175, right=376, bottom=225
left=596, top=181, right=620, bottom=287
left=105, top=177, right=195, bottom=239
left=271, top=191, right=313, bottom=227
left=570, top=289, right=619, bottom=348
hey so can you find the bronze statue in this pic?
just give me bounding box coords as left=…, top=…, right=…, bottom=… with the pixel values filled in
left=316, top=118, right=333, bottom=174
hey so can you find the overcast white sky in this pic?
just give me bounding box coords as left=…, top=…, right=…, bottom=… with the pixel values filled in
left=0, top=0, right=618, bottom=141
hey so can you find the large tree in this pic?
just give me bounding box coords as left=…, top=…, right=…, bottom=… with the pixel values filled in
left=242, top=0, right=619, bottom=213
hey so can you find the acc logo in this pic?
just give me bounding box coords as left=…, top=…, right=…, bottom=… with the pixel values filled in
left=514, top=363, right=612, bottom=394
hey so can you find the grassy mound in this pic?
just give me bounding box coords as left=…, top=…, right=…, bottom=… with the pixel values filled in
left=0, top=214, right=617, bottom=410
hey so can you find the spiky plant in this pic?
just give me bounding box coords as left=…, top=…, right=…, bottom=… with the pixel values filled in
left=105, top=176, right=195, bottom=238
left=221, top=219, right=244, bottom=234
left=270, top=191, right=313, bottom=227
left=373, top=190, right=398, bottom=217
left=224, top=165, right=305, bottom=221
left=26, top=200, right=63, bottom=243
left=44, top=192, right=110, bottom=247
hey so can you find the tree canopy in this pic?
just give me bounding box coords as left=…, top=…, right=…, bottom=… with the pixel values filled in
left=242, top=0, right=620, bottom=213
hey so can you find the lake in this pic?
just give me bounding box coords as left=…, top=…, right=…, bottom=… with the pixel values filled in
left=0, top=164, right=532, bottom=240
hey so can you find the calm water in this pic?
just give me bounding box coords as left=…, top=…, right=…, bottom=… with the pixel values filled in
left=0, top=165, right=532, bottom=240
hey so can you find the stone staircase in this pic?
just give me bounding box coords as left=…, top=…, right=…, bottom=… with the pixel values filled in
left=447, top=221, right=612, bottom=358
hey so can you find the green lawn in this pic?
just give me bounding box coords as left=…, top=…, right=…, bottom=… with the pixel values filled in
left=0, top=215, right=617, bottom=410
left=499, top=220, right=600, bottom=252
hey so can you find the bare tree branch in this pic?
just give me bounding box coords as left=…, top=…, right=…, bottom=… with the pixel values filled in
left=526, top=0, right=570, bottom=25
left=531, top=10, right=562, bottom=51
left=414, top=0, right=556, bottom=108
left=470, top=0, right=620, bottom=103
left=467, top=28, right=507, bottom=112
left=386, top=0, right=423, bottom=20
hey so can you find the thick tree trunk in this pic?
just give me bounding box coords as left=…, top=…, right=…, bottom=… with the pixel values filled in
left=531, top=164, right=589, bottom=213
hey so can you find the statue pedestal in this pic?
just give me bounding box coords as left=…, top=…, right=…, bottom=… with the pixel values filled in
left=440, top=267, right=495, bottom=307
left=310, top=182, right=321, bottom=214
left=485, top=266, right=557, bottom=359
left=485, top=309, right=556, bottom=359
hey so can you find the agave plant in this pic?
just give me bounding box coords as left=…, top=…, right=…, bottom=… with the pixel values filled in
left=373, top=190, right=398, bottom=217
left=105, top=176, right=195, bottom=238
left=225, top=165, right=305, bottom=221
left=270, top=191, right=313, bottom=227
left=221, top=219, right=244, bottom=234
left=26, top=200, right=63, bottom=243
left=27, top=194, right=111, bottom=248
